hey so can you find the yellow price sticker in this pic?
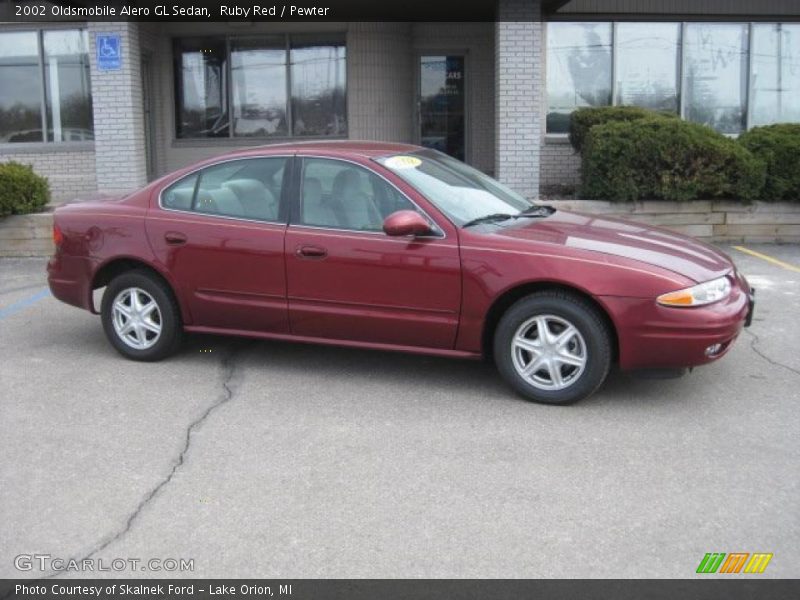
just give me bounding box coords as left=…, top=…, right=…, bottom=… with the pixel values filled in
left=385, top=155, right=422, bottom=169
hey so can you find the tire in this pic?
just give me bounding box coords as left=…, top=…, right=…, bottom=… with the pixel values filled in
left=101, top=269, right=183, bottom=361
left=493, top=291, right=612, bottom=405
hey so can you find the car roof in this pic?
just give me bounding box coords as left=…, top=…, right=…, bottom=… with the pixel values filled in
left=224, top=140, right=423, bottom=160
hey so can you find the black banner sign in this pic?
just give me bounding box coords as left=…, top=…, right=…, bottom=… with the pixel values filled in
left=2, top=579, right=800, bottom=600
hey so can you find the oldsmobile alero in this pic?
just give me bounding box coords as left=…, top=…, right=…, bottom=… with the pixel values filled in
left=47, top=141, right=755, bottom=404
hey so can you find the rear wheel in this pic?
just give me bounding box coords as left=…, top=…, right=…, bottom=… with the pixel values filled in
left=101, top=270, right=182, bottom=361
left=493, top=291, right=612, bottom=404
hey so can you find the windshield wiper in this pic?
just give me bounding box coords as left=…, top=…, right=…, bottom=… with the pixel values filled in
left=463, top=205, right=556, bottom=228
left=462, top=213, right=517, bottom=228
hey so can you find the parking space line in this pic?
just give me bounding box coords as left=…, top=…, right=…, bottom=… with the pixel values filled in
left=733, top=246, right=800, bottom=274
left=0, top=288, right=51, bottom=320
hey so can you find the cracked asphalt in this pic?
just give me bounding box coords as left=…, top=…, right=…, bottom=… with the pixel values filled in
left=1, top=244, right=798, bottom=579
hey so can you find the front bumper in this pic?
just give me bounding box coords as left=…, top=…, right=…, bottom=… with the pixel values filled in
left=602, top=275, right=754, bottom=371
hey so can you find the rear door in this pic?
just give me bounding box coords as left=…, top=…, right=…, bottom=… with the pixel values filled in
left=284, top=156, right=461, bottom=349
left=146, top=156, right=291, bottom=333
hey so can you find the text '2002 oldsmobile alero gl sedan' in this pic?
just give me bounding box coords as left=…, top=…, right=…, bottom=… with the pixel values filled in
left=47, top=141, right=754, bottom=404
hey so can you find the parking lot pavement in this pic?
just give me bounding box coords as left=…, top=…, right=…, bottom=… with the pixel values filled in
left=1, top=245, right=798, bottom=579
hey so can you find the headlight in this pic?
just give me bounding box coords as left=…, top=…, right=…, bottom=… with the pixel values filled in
left=657, top=276, right=731, bottom=307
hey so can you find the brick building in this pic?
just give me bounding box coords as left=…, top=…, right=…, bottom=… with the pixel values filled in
left=1, top=0, right=800, bottom=202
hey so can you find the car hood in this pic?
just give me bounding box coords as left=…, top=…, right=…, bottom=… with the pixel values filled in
left=494, top=210, right=733, bottom=283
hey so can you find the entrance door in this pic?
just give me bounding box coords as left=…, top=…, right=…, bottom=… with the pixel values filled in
left=418, top=55, right=466, bottom=161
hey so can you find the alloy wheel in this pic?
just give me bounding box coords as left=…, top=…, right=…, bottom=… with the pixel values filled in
left=510, top=314, right=588, bottom=391
left=111, top=287, right=163, bottom=350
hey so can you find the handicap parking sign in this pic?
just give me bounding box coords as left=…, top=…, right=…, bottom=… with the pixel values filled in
left=96, top=34, right=122, bottom=71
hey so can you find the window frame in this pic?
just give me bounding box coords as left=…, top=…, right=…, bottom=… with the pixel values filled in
left=157, top=155, right=294, bottom=226
left=0, top=24, right=93, bottom=150
left=290, top=155, right=446, bottom=239
left=544, top=19, right=795, bottom=137
left=171, top=33, right=347, bottom=143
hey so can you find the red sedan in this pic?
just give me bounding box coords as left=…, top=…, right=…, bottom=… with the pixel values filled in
left=47, top=141, right=754, bottom=404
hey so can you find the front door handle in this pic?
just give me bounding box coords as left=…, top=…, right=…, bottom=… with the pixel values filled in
left=296, top=245, right=327, bottom=259
left=164, top=231, right=187, bottom=245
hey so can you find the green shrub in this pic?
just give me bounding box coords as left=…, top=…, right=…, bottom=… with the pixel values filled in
left=0, top=161, right=51, bottom=217
left=568, top=106, right=678, bottom=152
left=581, top=118, right=765, bottom=202
left=738, top=124, right=800, bottom=202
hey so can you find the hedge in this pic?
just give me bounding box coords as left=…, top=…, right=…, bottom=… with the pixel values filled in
left=0, top=162, right=51, bottom=217
left=568, top=106, right=678, bottom=152
left=738, top=124, right=800, bottom=202
left=581, top=118, right=765, bottom=202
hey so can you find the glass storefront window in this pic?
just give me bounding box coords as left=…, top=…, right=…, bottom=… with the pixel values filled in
left=174, top=34, right=346, bottom=139
left=751, top=23, right=800, bottom=126
left=174, top=38, right=228, bottom=138
left=684, top=23, right=749, bottom=134
left=290, top=35, right=346, bottom=137
left=0, top=32, right=45, bottom=143
left=0, top=29, right=91, bottom=144
left=43, top=30, right=92, bottom=142
left=615, top=23, right=681, bottom=113
left=546, top=22, right=612, bottom=133
left=547, top=20, right=800, bottom=134
left=231, top=37, right=287, bottom=137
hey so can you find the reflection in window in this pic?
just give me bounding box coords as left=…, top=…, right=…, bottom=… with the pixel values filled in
left=0, top=32, right=45, bottom=142
left=43, top=30, right=92, bottom=142
left=615, top=23, right=681, bottom=113
left=751, top=24, right=800, bottom=126
left=546, top=22, right=612, bottom=133
left=173, top=34, right=346, bottom=139
left=290, top=35, right=346, bottom=137
left=231, top=37, right=287, bottom=137
left=684, top=23, right=749, bottom=134
left=0, top=29, right=91, bottom=144
left=174, top=38, right=228, bottom=138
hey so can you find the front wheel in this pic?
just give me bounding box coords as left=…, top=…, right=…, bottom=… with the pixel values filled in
left=101, top=270, right=183, bottom=361
left=493, top=291, right=612, bottom=405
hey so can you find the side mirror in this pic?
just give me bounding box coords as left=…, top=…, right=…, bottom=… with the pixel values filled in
left=382, top=210, right=433, bottom=237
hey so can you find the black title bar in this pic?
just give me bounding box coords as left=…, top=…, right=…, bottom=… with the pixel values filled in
left=1, top=0, right=501, bottom=22
left=3, top=580, right=800, bottom=600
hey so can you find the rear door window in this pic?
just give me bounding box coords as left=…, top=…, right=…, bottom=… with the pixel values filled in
left=161, top=157, right=288, bottom=222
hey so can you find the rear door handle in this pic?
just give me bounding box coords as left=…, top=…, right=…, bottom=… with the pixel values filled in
left=296, top=245, right=327, bottom=259
left=164, top=231, right=187, bottom=245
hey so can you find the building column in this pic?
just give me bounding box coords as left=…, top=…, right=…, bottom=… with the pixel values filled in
left=495, top=0, right=543, bottom=199
left=87, top=22, right=148, bottom=192
left=347, top=23, right=414, bottom=142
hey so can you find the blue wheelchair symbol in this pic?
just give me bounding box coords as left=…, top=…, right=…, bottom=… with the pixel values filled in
left=96, top=34, right=122, bottom=71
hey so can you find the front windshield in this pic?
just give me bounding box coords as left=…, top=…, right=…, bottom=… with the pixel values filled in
left=375, top=149, right=533, bottom=226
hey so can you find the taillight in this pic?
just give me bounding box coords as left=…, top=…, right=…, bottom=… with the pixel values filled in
left=53, top=223, right=64, bottom=246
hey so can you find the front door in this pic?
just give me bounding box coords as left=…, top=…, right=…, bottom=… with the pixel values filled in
left=285, top=157, right=461, bottom=349
left=418, top=54, right=466, bottom=161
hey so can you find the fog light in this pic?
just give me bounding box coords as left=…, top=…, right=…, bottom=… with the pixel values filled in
left=705, top=343, right=723, bottom=357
